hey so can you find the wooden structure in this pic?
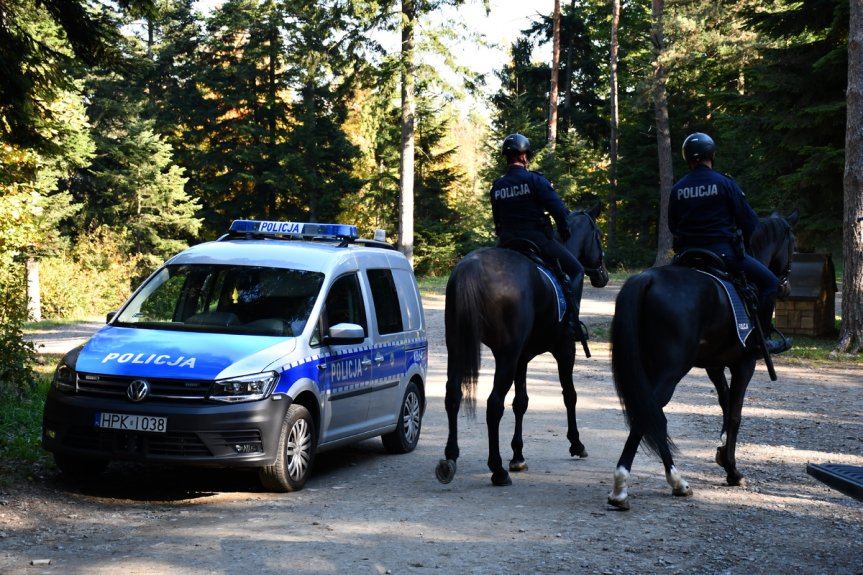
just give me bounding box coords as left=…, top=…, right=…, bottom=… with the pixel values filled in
left=774, top=253, right=837, bottom=337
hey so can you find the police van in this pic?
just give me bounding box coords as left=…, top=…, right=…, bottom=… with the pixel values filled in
left=42, top=221, right=428, bottom=492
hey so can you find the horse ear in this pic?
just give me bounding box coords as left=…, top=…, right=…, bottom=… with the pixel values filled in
left=588, top=202, right=602, bottom=219
left=786, top=208, right=800, bottom=228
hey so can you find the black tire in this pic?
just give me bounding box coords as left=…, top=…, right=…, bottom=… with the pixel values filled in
left=382, top=381, right=422, bottom=454
left=53, top=453, right=109, bottom=478
left=259, top=404, right=315, bottom=492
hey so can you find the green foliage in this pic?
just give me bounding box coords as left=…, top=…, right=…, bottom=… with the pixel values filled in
left=0, top=379, right=48, bottom=461
left=39, top=227, right=143, bottom=319
left=0, top=264, right=37, bottom=397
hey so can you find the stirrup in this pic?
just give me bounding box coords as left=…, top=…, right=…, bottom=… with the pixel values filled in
left=765, top=326, right=792, bottom=354
left=568, top=320, right=589, bottom=342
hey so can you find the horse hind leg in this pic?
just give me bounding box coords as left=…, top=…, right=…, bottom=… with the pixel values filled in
left=665, top=465, right=692, bottom=497
left=508, top=361, right=529, bottom=472
left=608, top=430, right=641, bottom=510
left=435, top=377, right=462, bottom=484
left=487, top=363, right=516, bottom=486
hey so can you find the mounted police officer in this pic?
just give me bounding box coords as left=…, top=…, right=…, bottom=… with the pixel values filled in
left=490, top=133, right=586, bottom=342
left=669, top=132, right=790, bottom=354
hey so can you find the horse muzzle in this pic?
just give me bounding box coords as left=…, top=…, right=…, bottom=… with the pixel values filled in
left=588, top=263, right=610, bottom=288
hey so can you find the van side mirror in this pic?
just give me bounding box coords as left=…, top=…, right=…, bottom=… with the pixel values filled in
left=323, top=322, right=365, bottom=345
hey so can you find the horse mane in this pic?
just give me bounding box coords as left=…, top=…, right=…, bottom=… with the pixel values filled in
left=750, top=214, right=790, bottom=259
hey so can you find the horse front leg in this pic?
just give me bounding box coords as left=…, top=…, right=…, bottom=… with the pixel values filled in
left=435, top=377, right=462, bottom=484
left=554, top=344, right=586, bottom=458
left=487, top=362, right=515, bottom=486
left=509, top=361, right=529, bottom=472
left=715, top=359, right=756, bottom=486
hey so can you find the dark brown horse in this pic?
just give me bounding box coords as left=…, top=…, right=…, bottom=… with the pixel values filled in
left=435, top=204, right=609, bottom=486
left=608, top=210, right=798, bottom=510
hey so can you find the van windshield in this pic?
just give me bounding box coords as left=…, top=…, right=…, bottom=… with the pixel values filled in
left=114, top=264, right=325, bottom=336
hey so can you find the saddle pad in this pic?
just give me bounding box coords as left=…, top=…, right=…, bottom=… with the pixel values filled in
left=536, top=266, right=566, bottom=323
left=695, top=269, right=754, bottom=346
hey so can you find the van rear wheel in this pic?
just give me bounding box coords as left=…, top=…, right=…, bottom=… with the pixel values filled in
left=259, top=404, right=315, bottom=492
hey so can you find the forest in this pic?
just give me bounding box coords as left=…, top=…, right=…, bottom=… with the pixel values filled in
left=0, top=0, right=859, bottom=393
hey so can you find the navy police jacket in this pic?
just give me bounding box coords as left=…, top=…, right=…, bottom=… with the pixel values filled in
left=490, top=165, right=569, bottom=238
left=668, top=165, right=759, bottom=249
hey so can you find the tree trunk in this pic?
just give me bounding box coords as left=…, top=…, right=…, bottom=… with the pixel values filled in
left=837, top=0, right=863, bottom=353
left=399, top=0, right=416, bottom=264
left=548, top=0, right=561, bottom=150
left=651, top=0, right=674, bottom=267
left=608, top=0, right=621, bottom=247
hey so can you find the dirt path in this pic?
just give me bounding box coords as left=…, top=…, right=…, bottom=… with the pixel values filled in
left=4, top=283, right=862, bottom=575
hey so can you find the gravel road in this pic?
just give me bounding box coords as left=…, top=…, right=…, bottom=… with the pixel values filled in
left=5, top=281, right=862, bottom=575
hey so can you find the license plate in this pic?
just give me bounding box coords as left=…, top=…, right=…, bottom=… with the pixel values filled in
left=95, top=412, right=167, bottom=433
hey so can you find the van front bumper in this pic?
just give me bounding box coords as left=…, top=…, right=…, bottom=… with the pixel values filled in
left=42, top=390, right=292, bottom=467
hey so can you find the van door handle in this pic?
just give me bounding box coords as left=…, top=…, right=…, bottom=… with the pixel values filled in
left=373, top=353, right=385, bottom=365
left=361, top=358, right=372, bottom=368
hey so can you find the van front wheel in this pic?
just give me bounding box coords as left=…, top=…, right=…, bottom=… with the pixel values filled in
left=382, top=381, right=422, bottom=454
left=259, top=404, right=315, bottom=492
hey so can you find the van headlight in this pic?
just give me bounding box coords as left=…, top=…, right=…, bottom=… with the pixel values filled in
left=209, top=372, right=279, bottom=403
left=53, top=363, right=77, bottom=393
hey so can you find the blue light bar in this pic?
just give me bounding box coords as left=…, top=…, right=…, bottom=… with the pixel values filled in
left=228, top=220, right=359, bottom=240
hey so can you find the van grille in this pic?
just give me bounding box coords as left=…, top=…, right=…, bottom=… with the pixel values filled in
left=62, top=427, right=263, bottom=458
left=76, top=373, right=211, bottom=401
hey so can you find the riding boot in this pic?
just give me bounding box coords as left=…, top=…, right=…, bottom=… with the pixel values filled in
left=564, top=277, right=588, bottom=343
left=759, top=300, right=791, bottom=355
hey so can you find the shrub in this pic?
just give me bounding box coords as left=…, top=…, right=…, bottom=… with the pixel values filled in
left=0, top=264, right=37, bottom=397
left=40, top=226, right=144, bottom=319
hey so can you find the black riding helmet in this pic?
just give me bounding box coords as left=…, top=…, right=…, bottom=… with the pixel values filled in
left=502, top=133, right=532, bottom=160
left=682, top=132, right=716, bottom=162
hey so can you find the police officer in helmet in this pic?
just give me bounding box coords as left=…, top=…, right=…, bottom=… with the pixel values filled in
left=669, top=132, right=790, bottom=354
left=490, top=133, right=586, bottom=342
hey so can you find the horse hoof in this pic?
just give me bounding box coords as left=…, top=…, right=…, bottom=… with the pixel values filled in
left=726, top=473, right=746, bottom=487
left=607, top=495, right=630, bottom=511
left=435, top=459, right=457, bottom=484
left=509, top=459, right=528, bottom=472
left=673, top=485, right=693, bottom=497
left=491, top=470, right=512, bottom=486
left=570, top=445, right=588, bottom=458
left=569, top=442, right=587, bottom=458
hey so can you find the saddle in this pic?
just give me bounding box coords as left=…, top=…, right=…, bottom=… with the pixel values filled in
left=499, top=238, right=567, bottom=323
left=499, top=238, right=592, bottom=357
left=672, top=249, right=758, bottom=346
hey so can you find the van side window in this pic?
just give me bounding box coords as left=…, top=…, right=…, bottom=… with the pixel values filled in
left=312, top=273, right=367, bottom=346
left=368, top=269, right=404, bottom=335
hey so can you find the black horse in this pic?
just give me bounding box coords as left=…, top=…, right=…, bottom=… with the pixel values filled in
left=435, top=204, right=609, bottom=487
left=607, top=210, right=798, bottom=510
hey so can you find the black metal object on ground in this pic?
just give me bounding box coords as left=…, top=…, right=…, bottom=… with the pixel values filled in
left=806, top=463, right=863, bottom=502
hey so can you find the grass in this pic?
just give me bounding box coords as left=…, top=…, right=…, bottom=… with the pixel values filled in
left=0, top=360, right=58, bottom=485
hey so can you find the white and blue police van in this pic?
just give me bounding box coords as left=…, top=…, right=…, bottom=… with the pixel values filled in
left=42, top=221, right=428, bottom=492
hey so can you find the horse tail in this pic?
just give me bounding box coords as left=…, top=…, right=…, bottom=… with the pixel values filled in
left=611, top=271, right=676, bottom=457
left=445, top=257, right=484, bottom=417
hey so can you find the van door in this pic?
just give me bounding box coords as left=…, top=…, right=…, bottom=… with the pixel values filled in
left=365, top=269, right=408, bottom=428
left=313, top=273, right=372, bottom=443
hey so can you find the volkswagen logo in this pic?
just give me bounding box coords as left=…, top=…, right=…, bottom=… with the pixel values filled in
left=127, top=379, right=150, bottom=402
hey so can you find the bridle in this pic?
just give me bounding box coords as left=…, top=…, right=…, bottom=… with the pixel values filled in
left=570, top=210, right=605, bottom=277
left=769, top=220, right=795, bottom=299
